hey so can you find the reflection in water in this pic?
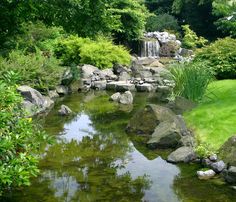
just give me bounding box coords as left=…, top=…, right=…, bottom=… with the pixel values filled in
left=1, top=92, right=236, bottom=202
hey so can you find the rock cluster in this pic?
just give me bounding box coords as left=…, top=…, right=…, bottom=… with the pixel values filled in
left=80, top=57, right=175, bottom=101
left=17, top=85, right=54, bottom=116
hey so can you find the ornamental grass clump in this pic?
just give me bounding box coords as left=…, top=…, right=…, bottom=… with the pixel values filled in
left=170, top=61, right=212, bottom=102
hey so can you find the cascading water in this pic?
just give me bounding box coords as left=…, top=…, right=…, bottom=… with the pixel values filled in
left=141, top=40, right=160, bottom=57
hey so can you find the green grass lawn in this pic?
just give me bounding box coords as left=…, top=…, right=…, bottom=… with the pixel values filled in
left=184, top=80, right=236, bottom=150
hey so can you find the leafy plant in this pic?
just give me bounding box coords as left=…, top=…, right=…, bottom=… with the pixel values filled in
left=182, top=25, right=208, bottom=49
left=0, top=76, right=48, bottom=195
left=170, top=61, right=212, bottom=102
left=55, top=36, right=131, bottom=69
left=0, top=50, right=63, bottom=91
left=194, top=37, right=236, bottom=79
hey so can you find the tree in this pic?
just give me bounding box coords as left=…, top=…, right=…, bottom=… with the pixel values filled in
left=212, top=0, right=236, bottom=37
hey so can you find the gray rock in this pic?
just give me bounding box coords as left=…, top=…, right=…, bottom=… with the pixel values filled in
left=147, top=121, right=182, bottom=149
left=222, top=166, right=236, bottom=184
left=167, top=146, right=196, bottom=163
left=92, top=80, right=107, bottom=90
left=149, top=60, right=164, bottom=68
left=81, top=64, right=98, bottom=79
left=115, top=82, right=136, bottom=92
left=56, top=85, right=69, bottom=95
left=136, top=57, right=157, bottom=66
left=118, top=72, right=131, bottom=81
left=209, top=154, right=218, bottom=162
left=136, top=83, right=154, bottom=92
left=58, top=105, right=72, bottom=116
left=210, top=160, right=226, bottom=173
left=17, top=85, right=54, bottom=116
left=197, top=170, right=216, bottom=180
left=126, top=104, right=176, bottom=135
left=61, top=68, right=73, bottom=86
left=48, top=90, right=59, bottom=99
left=119, top=91, right=133, bottom=105
left=219, top=135, right=236, bottom=167
left=110, top=92, right=121, bottom=102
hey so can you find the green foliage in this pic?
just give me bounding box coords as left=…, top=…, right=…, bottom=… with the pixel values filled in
left=195, top=37, right=236, bottom=79
left=0, top=50, right=63, bottom=91
left=145, top=13, right=180, bottom=33
left=195, top=141, right=215, bottom=158
left=184, top=80, right=236, bottom=150
left=182, top=25, right=208, bottom=49
left=0, top=77, right=48, bottom=195
left=55, top=36, right=131, bottom=69
left=170, top=61, right=212, bottom=102
left=213, top=0, right=236, bottom=37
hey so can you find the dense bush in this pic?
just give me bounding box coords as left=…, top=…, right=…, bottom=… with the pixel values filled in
left=195, top=37, right=236, bottom=79
left=146, top=13, right=180, bottom=33
left=0, top=50, right=63, bottom=91
left=0, top=78, right=47, bottom=195
left=182, top=25, right=208, bottom=49
left=55, top=36, right=131, bottom=69
left=170, top=61, right=212, bottom=102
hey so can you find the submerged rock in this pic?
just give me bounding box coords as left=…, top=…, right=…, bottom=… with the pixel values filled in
left=126, top=104, right=176, bottom=135
left=167, top=146, right=196, bottom=163
left=197, top=170, right=216, bottom=180
left=58, top=105, right=72, bottom=116
left=110, top=92, right=121, bottom=102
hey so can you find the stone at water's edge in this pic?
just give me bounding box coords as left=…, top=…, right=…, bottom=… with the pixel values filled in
left=119, top=91, right=133, bottom=105
left=110, top=92, right=121, bottom=102
left=81, top=64, right=99, bottom=79
left=136, top=83, right=154, bottom=92
left=147, top=121, right=182, bottom=149
left=223, top=166, right=236, bottom=184
left=167, top=146, right=196, bottom=163
left=126, top=104, right=176, bottom=135
left=197, top=170, right=216, bottom=180
left=210, top=161, right=226, bottom=174
left=17, top=85, right=54, bottom=116
left=219, top=135, right=236, bottom=167
left=58, top=105, right=73, bottom=116
left=56, top=85, right=69, bottom=95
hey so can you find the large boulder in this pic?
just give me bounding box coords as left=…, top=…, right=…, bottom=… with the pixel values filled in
left=167, top=146, right=196, bottom=163
left=119, top=91, right=133, bottom=105
left=222, top=166, right=236, bottom=184
left=17, top=85, right=54, bottom=116
left=219, top=135, right=236, bottom=166
left=147, top=121, right=182, bottom=149
left=81, top=64, right=98, bottom=79
left=126, top=104, right=176, bottom=135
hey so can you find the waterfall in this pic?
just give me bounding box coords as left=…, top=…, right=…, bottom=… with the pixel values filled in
left=141, top=40, right=160, bottom=57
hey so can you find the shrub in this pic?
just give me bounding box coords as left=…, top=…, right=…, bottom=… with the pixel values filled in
left=146, top=13, right=180, bottom=33
left=182, top=25, right=208, bottom=49
left=55, top=36, right=131, bottom=69
left=194, top=37, right=236, bottom=79
left=0, top=50, right=63, bottom=91
left=0, top=77, right=48, bottom=195
left=170, top=61, right=212, bottom=102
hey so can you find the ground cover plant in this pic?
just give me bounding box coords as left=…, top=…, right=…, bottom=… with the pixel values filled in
left=184, top=80, right=236, bottom=151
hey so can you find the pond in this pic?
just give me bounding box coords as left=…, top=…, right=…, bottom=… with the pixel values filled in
left=2, top=91, right=236, bottom=202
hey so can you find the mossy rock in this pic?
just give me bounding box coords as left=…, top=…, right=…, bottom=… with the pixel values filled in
left=219, top=135, right=236, bottom=166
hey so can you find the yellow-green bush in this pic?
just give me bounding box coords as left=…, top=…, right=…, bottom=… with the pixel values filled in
left=55, top=36, right=131, bottom=69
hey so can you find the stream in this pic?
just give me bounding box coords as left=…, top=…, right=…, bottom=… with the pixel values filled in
left=2, top=91, right=236, bottom=202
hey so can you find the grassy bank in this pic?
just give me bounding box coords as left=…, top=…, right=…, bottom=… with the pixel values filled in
left=184, top=80, right=236, bottom=150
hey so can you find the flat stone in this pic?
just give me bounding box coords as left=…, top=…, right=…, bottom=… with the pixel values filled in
left=115, top=83, right=136, bottom=92
left=136, top=83, right=154, bottom=92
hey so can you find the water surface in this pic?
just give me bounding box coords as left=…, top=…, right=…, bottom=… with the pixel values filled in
left=2, top=91, right=236, bottom=202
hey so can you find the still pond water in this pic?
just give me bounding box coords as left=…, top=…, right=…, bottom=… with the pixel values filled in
left=2, top=91, right=236, bottom=202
